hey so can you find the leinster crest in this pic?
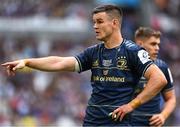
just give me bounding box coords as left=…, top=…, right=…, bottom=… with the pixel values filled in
left=117, top=56, right=128, bottom=70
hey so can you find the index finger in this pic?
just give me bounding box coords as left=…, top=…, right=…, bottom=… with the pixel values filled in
left=1, top=62, right=11, bottom=66
left=149, top=115, right=158, bottom=122
left=1, top=61, right=16, bottom=67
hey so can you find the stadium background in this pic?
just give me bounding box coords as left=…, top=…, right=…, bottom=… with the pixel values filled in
left=0, top=0, right=179, bottom=126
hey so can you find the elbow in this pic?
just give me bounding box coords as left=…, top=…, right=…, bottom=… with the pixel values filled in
left=161, top=77, right=167, bottom=87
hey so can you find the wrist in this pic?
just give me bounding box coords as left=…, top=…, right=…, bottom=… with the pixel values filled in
left=23, top=59, right=29, bottom=66
left=129, top=98, right=141, bottom=109
left=161, top=112, right=168, bottom=119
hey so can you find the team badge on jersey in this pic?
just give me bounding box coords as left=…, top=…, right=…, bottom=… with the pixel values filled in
left=102, top=59, right=112, bottom=67
left=117, top=56, right=129, bottom=70
left=138, top=50, right=151, bottom=64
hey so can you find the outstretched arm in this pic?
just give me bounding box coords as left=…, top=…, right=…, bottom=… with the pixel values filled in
left=149, top=89, right=176, bottom=126
left=111, top=64, right=167, bottom=121
left=1, top=56, right=78, bottom=76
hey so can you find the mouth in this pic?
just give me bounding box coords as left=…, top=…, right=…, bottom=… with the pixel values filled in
left=153, top=53, right=158, bottom=58
left=95, top=30, right=100, bottom=34
left=154, top=52, right=158, bottom=56
left=95, top=31, right=100, bottom=37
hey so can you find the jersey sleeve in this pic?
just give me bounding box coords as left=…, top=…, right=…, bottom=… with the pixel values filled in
left=161, top=67, right=174, bottom=92
left=129, top=48, right=153, bottom=77
left=74, top=46, right=94, bottom=73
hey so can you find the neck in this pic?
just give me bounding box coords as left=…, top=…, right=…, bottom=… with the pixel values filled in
left=104, top=31, right=123, bottom=49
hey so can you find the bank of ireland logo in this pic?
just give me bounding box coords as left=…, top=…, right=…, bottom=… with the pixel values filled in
left=117, top=56, right=127, bottom=69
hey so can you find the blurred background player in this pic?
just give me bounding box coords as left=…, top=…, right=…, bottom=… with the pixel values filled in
left=132, top=27, right=176, bottom=126
left=1, top=5, right=167, bottom=126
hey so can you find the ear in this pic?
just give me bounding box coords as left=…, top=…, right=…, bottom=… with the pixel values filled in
left=112, top=19, right=119, bottom=26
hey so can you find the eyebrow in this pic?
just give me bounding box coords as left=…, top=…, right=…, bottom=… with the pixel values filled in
left=94, top=17, right=103, bottom=20
left=93, top=18, right=104, bottom=22
left=150, top=41, right=160, bottom=44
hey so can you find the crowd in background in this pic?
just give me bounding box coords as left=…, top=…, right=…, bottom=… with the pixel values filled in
left=0, top=0, right=92, bottom=18
left=0, top=0, right=179, bottom=126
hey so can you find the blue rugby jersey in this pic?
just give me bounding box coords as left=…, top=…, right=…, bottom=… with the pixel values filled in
left=75, top=39, right=153, bottom=126
left=131, top=59, right=174, bottom=126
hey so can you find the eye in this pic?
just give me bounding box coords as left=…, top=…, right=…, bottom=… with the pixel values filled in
left=98, top=20, right=104, bottom=23
left=151, top=43, right=156, bottom=46
left=96, top=19, right=104, bottom=24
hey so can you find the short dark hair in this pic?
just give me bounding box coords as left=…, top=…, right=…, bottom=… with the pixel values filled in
left=135, top=27, right=161, bottom=40
left=92, top=4, right=123, bottom=22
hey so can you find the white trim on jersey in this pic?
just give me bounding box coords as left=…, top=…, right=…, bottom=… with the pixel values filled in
left=74, top=58, right=80, bottom=72
left=167, top=68, right=173, bottom=83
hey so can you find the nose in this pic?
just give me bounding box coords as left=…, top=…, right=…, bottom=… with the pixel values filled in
left=93, top=23, right=98, bottom=29
left=93, top=24, right=97, bottom=29
left=155, top=45, right=159, bottom=51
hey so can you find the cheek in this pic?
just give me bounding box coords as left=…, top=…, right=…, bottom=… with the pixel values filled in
left=145, top=45, right=154, bottom=52
left=144, top=47, right=152, bottom=54
left=150, top=46, right=156, bottom=51
left=148, top=48, right=155, bottom=54
left=147, top=47, right=152, bottom=51
left=102, top=22, right=112, bottom=29
left=104, top=25, right=113, bottom=34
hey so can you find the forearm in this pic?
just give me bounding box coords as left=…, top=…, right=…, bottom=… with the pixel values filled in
left=161, top=100, right=176, bottom=120
left=24, top=56, right=75, bottom=72
left=161, top=90, right=176, bottom=119
left=129, top=65, right=167, bottom=108
left=128, top=79, right=163, bottom=109
left=135, top=75, right=166, bottom=104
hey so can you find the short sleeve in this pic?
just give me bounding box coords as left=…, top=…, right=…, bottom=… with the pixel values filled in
left=75, top=47, right=94, bottom=73
left=129, top=49, right=153, bottom=77
left=161, top=67, right=174, bottom=92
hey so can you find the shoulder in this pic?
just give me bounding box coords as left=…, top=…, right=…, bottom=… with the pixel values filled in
left=154, top=59, right=168, bottom=69
left=122, top=39, right=148, bottom=57
left=86, top=42, right=103, bottom=51
left=155, top=59, right=172, bottom=80
left=122, top=40, right=151, bottom=65
left=82, top=43, right=103, bottom=55
left=123, top=39, right=142, bottom=51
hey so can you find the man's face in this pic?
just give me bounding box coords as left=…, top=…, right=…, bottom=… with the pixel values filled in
left=141, top=36, right=160, bottom=60
left=92, top=12, right=114, bottom=41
